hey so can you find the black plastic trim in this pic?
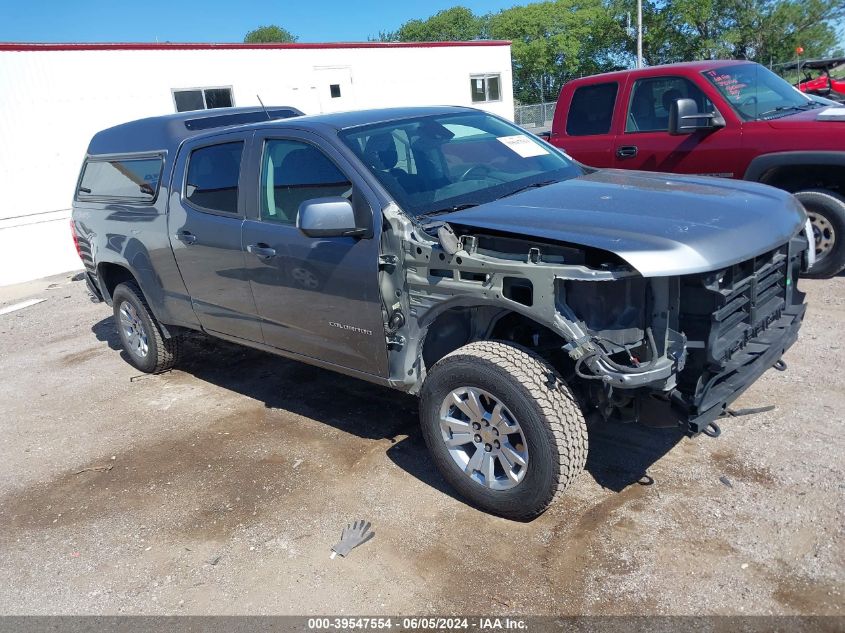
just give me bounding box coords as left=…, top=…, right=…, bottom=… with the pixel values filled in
left=743, top=151, right=845, bottom=182
left=682, top=303, right=804, bottom=435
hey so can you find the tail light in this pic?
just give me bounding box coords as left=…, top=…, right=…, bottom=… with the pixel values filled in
left=70, top=219, right=83, bottom=260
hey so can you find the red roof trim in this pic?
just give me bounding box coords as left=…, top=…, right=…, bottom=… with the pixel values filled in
left=0, top=41, right=511, bottom=52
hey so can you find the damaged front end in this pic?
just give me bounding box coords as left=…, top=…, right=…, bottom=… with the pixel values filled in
left=568, top=237, right=807, bottom=435
left=379, top=203, right=808, bottom=437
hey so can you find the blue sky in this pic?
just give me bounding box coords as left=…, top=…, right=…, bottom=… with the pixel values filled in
left=1, top=0, right=520, bottom=43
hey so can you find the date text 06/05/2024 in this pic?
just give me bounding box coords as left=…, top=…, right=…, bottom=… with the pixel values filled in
left=306, top=617, right=528, bottom=630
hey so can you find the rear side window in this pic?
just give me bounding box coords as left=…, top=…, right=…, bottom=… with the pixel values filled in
left=185, top=142, right=244, bottom=214
left=77, top=157, right=163, bottom=201
left=566, top=82, right=618, bottom=136
left=260, top=140, right=352, bottom=225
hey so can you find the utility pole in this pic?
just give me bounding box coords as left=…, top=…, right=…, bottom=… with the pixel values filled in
left=637, top=0, right=643, bottom=69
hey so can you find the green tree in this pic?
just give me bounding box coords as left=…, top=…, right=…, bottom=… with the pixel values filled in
left=244, top=25, right=299, bottom=43
left=368, top=30, right=399, bottom=42
left=758, top=0, right=844, bottom=64
left=489, top=0, right=627, bottom=103
left=388, top=2, right=627, bottom=103
left=382, top=0, right=843, bottom=104
left=612, top=0, right=844, bottom=67
left=394, top=7, right=486, bottom=41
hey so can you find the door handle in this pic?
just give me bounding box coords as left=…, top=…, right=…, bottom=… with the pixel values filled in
left=247, top=243, right=277, bottom=259
left=175, top=231, right=197, bottom=245
left=616, top=145, right=639, bottom=159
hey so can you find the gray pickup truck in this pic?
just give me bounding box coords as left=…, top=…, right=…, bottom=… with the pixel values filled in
left=72, top=104, right=811, bottom=519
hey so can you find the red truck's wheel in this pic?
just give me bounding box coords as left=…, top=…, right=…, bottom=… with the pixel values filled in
left=796, top=190, right=845, bottom=279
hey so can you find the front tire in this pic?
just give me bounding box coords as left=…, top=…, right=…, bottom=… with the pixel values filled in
left=420, top=341, right=588, bottom=520
left=112, top=281, right=181, bottom=373
left=795, top=189, right=845, bottom=279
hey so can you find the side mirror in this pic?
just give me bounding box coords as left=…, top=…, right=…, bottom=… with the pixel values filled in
left=537, top=131, right=551, bottom=141
left=668, top=98, right=726, bottom=135
left=297, top=197, right=366, bottom=238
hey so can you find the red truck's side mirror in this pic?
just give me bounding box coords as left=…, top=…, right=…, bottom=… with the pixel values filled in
left=668, top=98, right=726, bottom=135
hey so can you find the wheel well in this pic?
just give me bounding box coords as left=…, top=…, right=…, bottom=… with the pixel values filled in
left=97, top=263, right=177, bottom=338
left=97, top=263, right=138, bottom=301
left=421, top=307, right=565, bottom=371
left=759, top=164, right=845, bottom=195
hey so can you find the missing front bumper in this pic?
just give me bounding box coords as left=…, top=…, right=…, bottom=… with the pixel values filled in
left=638, top=303, right=805, bottom=436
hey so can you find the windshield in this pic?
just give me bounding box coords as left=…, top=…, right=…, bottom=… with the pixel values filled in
left=339, top=111, right=582, bottom=218
left=702, top=63, right=821, bottom=121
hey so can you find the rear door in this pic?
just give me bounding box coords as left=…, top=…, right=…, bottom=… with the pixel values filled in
left=549, top=80, right=621, bottom=168
left=168, top=131, right=262, bottom=342
left=612, top=75, right=743, bottom=177
left=241, top=129, right=388, bottom=377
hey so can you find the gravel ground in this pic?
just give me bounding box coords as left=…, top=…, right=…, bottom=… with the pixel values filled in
left=0, top=271, right=842, bottom=615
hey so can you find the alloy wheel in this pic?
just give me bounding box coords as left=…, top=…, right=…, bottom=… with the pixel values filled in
left=119, top=301, right=149, bottom=358
left=438, top=386, right=529, bottom=490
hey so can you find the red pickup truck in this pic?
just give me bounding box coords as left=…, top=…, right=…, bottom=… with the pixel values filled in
left=547, top=60, right=845, bottom=278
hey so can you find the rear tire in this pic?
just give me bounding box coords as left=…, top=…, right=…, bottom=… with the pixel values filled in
left=795, top=189, right=845, bottom=279
left=112, top=282, right=181, bottom=373
left=419, top=341, right=588, bottom=520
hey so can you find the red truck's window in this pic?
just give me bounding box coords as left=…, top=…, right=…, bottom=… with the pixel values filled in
left=566, top=82, right=618, bottom=136
left=625, top=77, right=713, bottom=133
left=703, top=64, right=811, bottom=121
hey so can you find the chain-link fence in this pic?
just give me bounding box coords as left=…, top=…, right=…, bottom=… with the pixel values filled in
left=514, top=101, right=557, bottom=129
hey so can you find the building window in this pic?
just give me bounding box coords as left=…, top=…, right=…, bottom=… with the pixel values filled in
left=470, top=74, right=501, bottom=103
left=173, top=87, right=234, bottom=113
left=77, top=157, right=163, bottom=202
left=185, top=142, right=244, bottom=214
left=330, top=84, right=342, bottom=99
left=566, top=82, right=618, bottom=136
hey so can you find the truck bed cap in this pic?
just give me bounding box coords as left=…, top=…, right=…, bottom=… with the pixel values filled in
left=86, top=106, right=302, bottom=156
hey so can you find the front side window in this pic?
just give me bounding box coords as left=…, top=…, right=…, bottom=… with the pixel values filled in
left=173, top=87, right=234, bottom=112
left=566, top=82, right=618, bottom=136
left=260, top=140, right=352, bottom=224
left=340, top=111, right=581, bottom=218
left=77, top=157, right=162, bottom=201
left=626, top=76, right=715, bottom=132
left=702, top=63, right=819, bottom=121
left=185, top=142, right=243, bottom=214
left=470, top=74, right=501, bottom=103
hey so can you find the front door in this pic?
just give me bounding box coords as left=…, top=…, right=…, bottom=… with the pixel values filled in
left=612, top=75, right=743, bottom=178
left=168, top=132, right=262, bottom=342
left=241, top=130, right=387, bottom=377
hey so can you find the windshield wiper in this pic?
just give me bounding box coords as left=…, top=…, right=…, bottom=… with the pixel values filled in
left=757, top=102, right=819, bottom=120
left=497, top=179, right=558, bottom=200
left=416, top=202, right=481, bottom=220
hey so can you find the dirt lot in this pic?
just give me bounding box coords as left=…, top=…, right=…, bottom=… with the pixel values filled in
left=0, top=271, right=842, bottom=616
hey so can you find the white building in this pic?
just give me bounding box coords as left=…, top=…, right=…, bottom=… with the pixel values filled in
left=0, top=41, right=513, bottom=286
